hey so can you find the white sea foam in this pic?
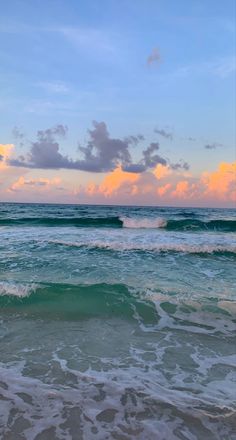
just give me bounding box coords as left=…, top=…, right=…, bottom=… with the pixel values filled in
left=120, top=216, right=167, bottom=228
left=49, top=239, right=236, bottom=254
left=0, top=344, right=235, bottom=440
left=0, top=282, right=37, bottom=298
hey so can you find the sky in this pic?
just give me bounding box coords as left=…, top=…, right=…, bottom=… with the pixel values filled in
left=0, top=0, right=235, bottom=207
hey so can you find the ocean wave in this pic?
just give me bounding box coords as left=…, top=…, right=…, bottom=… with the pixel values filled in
left=49, top=239, right=236, bottom=255
left=0, top=282, right=158, bottom=326
left=0, top=281, right=37, bottom=298
left=0, top=216, right=123, bottom=228
left=1, top=216, right=236, bottom=232
left=165, top=218, right=236, bottom=232
left=121, top=217, right=167, bottom=228
left=1, top=282, right=235, bottom=336
left=121, top=217, right=236, bottom=232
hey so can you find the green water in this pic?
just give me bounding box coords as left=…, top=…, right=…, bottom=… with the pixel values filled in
left=0, top=203, right=236, bottom=439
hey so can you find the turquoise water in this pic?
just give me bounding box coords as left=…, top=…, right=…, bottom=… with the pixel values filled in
left=0, top=203, right=236, bottom=439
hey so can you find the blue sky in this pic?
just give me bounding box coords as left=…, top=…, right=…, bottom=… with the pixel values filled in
left=0, top=0, right=235, bottom=205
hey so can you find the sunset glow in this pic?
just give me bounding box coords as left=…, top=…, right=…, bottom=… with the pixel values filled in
left=1, top=146, right=235, bottom=206
left=1, top=3, right=236, bottom=439
left=0, top=1, right=235, bottom=207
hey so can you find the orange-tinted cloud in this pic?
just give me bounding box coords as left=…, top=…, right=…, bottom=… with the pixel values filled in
left=153, top=164, right=171, bottom=180
left=0, top=144, right=26, bottom=196
left=98, top=166, right=139, bottom=197
left=172, top=180, right=191, bottom=198
left=0, top=144, right=14, bottom=169
left=201, top=161, right=236, bottom=201
left=1, top=152, right=235, bottom=207
left=157, top=183, right=172, bottom=196
left=81, top=161, right=236, bottom=207
left=8, top=176, right=63, bottom=193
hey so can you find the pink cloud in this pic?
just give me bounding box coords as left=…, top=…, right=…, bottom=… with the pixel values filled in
left=0, top=144, right=14, bottom=169
left=76, top=161, right=236, bottom=207
left=201, top=162, right=236, bottom=202
left=8, top=176, right=63, bottom=193
left=1, top=151, right=235, bottom=207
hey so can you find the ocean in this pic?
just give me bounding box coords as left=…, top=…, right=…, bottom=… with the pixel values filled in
left=0, top=203, right=235, bottom=440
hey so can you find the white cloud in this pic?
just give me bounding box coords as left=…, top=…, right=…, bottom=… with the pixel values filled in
left=56, top=26, right=115, bottom=55
left=37, top=81, right=70, bottom=94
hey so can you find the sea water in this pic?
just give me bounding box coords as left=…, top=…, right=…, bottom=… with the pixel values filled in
left=0, top=203, right=235, bottom=439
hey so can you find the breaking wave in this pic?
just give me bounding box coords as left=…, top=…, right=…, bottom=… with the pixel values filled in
left=0, top=216, right=236, bottom=232
left=1, top=282, right=235, bottom=335
left=49, top=239, right=236, bottom=255
left=121, top=217, right=167, bottom=228
left=0, top=281, right=37, bottom=298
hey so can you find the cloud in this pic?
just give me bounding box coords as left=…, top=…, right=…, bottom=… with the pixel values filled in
left=12, top=126, right=25, bottom=148
left=157, top=183, right=172, bottom=197
left=37, top=125, right=68, bottom=139
left=77, top=161, right=236, bottom=206
left=123, top=142, right=167, bottom=173
left=85, top=168, right=158, bottom=199
left=8, top=125, right=70, bottom=169
left=143, top=142, right=166, bottom=167
left=124, top=134, right=145, bottom=145
left=0, top=144, right=30, bottom=197
left=97, top=167, right=139, bottom=197
left=8, top=176, right=63, bottom=193
left=57, top=27, right=115, bottom=56
left=211, top=55, right=236, bottom=78
left=147, top=48, right=161, bottom=66
left=8, top=121, right=171, bottom=173
left=9, top=122, right=131, bottom=171
left=204, top=142, right=223, bottom=150
left=37, top=81, right=70, bottom=94
left=122, top=163, right=146, bottom=173
left=78, top=121, right=133, bottom=172
left=153, top=164, right=172, bottom=180
left=0, top=141, right=68, bottom=202
left=201, top=162, right=236, bottom=201
left=12, top=126, right=24, bottom=140
left=156, top=55, right=236, bottom=87
left=0, top=144, right=14, bottom=169
left=0, top=23, right=116, bottom=56
left=170, top=160, right=190, bottom=171
left=171, top=180, right=195, bottom=199
left=154, top=128, right=173, bottom=140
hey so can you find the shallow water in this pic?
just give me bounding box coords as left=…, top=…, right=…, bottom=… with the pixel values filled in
left=0, top=203, right=236, bottom=439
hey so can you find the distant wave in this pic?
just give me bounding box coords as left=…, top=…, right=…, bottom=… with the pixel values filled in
left=121, top=217, right=167, bottom=228
left=0, top=216, right=236, bottom=232
left=0, top=216, right=123, bottom=228
left=165, top=218, right=236, bottom=232
left=122, top=217, right=236, bottom=232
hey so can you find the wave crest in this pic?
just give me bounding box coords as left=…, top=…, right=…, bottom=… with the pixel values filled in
left=0, top=282, right=37, bottom=298
left=49, top=239, right=236, bottom=255
left=120, top=217, right=167, bottom=228
left=1, top=216, right=236, bottom=232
